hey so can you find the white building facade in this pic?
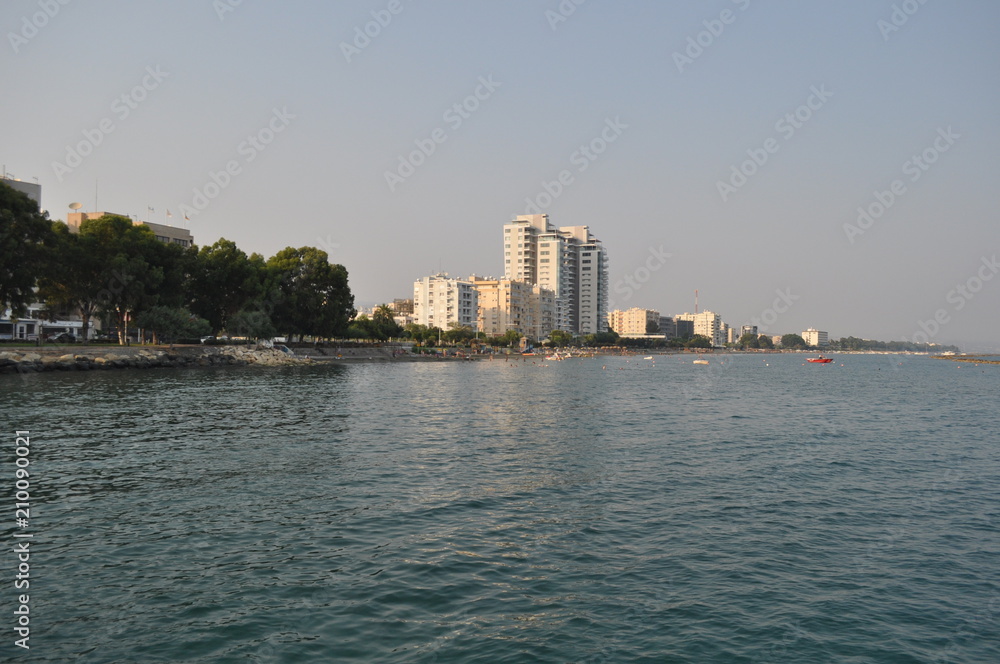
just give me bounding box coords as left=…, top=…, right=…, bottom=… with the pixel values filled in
left=675, top=310, right=727, bottom=347
left=471, top=276, right=555, bottom=338
left=413, top=274, right=478, bottom=331
left=608, top=308, right=660, bottom=335
left=802, top=328, right=829, bottom=347
left=503, top=214, right=608, bottom=335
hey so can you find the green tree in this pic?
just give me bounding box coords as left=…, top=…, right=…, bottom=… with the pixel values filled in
left=228, top=308, right=276, bottom=341
left=685, top=334, right=712, bottom=349
left=582, top=330, right=620, bottom=347
left=737, top=332, right=760, bottom=349
left=266, top=247, right=354, bottom=340
left=548, top=329, right=573, bottom=347
left=37, top=223, right=104, bottom=342
left=188, top=239, right=262, bottom=333
left=443, top=322, right=475, bottom=344
left=499, top=329, right=522, bottom=347
left=404, top=322, right=432, bottom=343
left=62, top=215, right=167, bottom=345
left=757, top=334, right=774, bottom=349
left=372, top=304, right=403, bottom=339
left=134, top=306, right=210, bottom=344
left=0, top=182, right=54, bottom=317
left=646, top=320, right=660, bottom=334
left=781, top=333, right=807, bottom=349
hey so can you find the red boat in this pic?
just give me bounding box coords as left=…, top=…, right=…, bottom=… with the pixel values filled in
left=807, top=355, right=833, bottom=363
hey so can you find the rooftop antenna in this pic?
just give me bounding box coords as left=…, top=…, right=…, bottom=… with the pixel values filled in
left=695, top=289, right=699, bottom=314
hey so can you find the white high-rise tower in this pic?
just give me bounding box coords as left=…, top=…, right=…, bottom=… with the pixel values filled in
left=502, top=214, right=608, bottom=334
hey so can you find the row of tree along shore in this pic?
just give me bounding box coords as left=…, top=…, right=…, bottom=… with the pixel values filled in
left=3, top=182, right=353, bottom=344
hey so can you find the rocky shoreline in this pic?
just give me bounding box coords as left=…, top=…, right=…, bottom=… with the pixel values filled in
left=0, top=345, right=310, bottom=375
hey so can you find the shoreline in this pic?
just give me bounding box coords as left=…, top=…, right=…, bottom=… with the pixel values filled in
left=1, top=345, right=962, bottom=376
left=0, top=345, right=310, bottom=375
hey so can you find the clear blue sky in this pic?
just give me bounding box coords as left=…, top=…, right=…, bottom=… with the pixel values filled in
left=3, top=1, right=998, bottom=348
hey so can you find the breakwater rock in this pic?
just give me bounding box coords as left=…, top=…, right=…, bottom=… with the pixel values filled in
left=0, top=345, right=310, bottom=375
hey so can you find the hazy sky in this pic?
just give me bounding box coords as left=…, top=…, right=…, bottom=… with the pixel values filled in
left=3, top=1, right=998, bottom=348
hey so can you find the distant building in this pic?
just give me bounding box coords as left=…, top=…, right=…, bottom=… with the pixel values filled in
left=607, top=308, right=660, bottom=336
left=67, top=212, right=194, bottom=248
left=470, top=276, right=555, bottom=338
left=503, top=214, right=608, bottom=334
left=741, top=325, right=758, bottom=337
left=391, top=298, right=414, bottom=315
left=675, top=319, right=694, bottom=338
left=802, top=328, right=829, bottom=347
left=658, top=316, right=677, bottom=339
left=1, top=176, right=41, bottom=206
left=1, top=303, right=91, bottom=341
left=675, top=310, right=726, bottom=347
left=413, top=274, right=478, bottom=331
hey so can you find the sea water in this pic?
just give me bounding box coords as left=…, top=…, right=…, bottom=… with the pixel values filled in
left=2, top=353, right=997, bottom=662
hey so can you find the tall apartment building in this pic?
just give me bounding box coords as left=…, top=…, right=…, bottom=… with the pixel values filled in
left=607, top=308, right=660, bottom=335
left=675, top=310, right=726, bottom=347
left=503, top=214, right=608, bottom=334
left=471, top=276, right=555, bottom=338
left=413, top=274, right=478, bottom=331
left=802, top=328, right=829, bottom=347
left=66, top=212, right=194, bottom=248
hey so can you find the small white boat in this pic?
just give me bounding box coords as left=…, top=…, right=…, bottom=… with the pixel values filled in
left=643, top=356, right=653, bottom=360
left=693, top=357, right=709, bottom=365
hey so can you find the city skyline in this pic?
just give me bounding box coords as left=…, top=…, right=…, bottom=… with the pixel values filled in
left=3, top=1, right=998, bottom=348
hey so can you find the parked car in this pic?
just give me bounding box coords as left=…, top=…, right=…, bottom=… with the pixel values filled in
left=49, top=333, right=77, bottom=343
left=200, top=336, right=216, bottom=344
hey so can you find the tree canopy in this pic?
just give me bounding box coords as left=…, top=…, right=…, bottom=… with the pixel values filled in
left=0, top=184, right=356, bottom=344
left=0, top=182, right=54, bottom=317
left=266, top=246, right=354, bottom=341
left=780, top=333, right=808, bottom=349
